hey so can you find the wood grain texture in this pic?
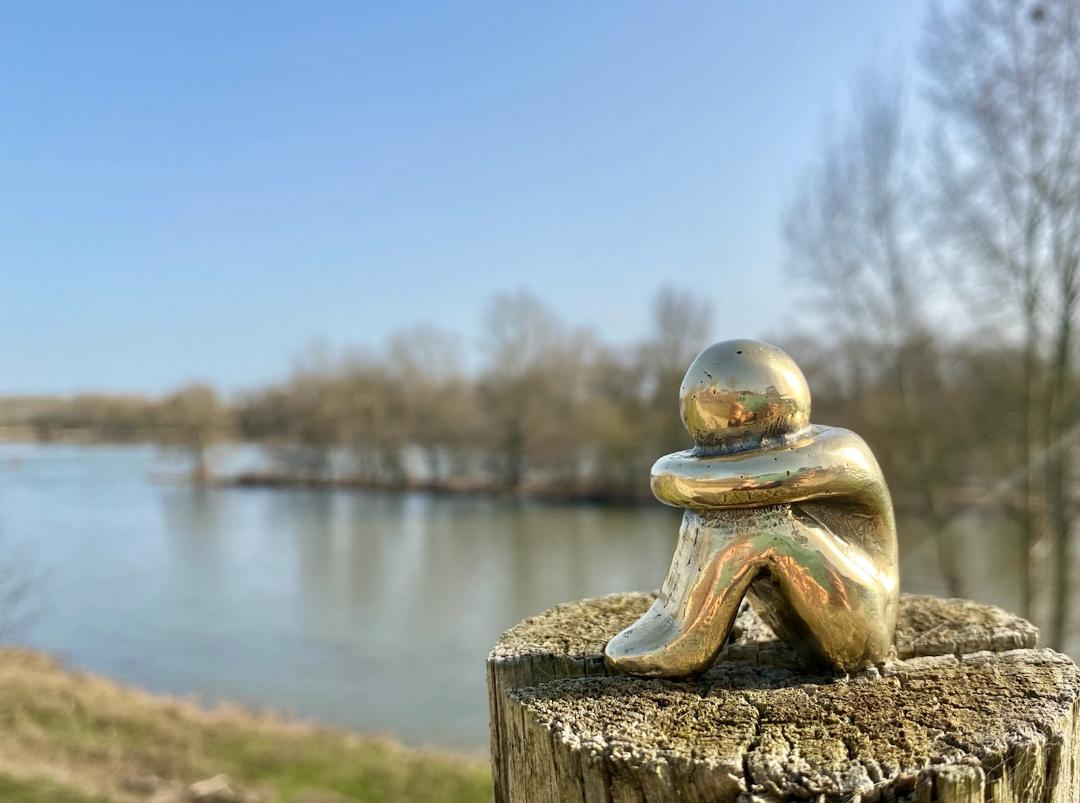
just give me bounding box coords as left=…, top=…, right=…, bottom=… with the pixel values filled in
left=487, top=593, right=1076, bottom=802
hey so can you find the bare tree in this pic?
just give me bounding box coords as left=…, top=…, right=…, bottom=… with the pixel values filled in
left=477, top=290, right=594, bottom=490
left=785, top=76, right=969, bottom=596
left=638, top=285, right=713, bottom=457
left=924, top=0, right=1080, bottom=641
left=386, top=325, right=476, bottom=481
left=157, top=383, right=232, bottom=484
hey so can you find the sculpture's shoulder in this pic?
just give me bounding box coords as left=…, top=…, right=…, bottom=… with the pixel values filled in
left=807, top=423, right=866, bottom=446
left=802, top=425, right=894, bottom=524
left=806, top=425, right=882, bottom=470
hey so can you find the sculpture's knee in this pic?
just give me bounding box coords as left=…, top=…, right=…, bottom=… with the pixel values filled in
left=747, top=540, right=897, bottom=672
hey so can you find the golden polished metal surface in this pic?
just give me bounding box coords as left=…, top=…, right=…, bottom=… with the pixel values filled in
left=604, top=339, right=898, bottom=676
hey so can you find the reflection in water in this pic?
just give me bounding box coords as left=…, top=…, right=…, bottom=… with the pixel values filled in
left=0, top=444, right=1022, bottom=750
left=161, top=487, right=228, bottom=579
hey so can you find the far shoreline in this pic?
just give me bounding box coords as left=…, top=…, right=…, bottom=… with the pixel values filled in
left=214, top=471, right=655, bottom=507
left=1, top=439, right=659, bottom=507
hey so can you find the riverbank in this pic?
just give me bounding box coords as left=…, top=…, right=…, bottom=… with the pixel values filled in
left=0, top=647, right=490, bottom=803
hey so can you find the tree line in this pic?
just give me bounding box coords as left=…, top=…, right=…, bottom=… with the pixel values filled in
left=2, top=287, right=710, bottom=501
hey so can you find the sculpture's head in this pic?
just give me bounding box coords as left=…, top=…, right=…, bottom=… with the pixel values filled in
left=679, top=339, right=810, bottom=450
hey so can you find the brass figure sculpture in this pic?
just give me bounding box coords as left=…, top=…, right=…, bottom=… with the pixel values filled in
left=605, top=339, right=898, bottom=676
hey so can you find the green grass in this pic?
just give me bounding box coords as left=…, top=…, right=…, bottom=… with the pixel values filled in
left=206, top=731, right=490, bottom=803
left=0, top=648, right=491, bottom=802
left=0, top=773, right=113, bottom=803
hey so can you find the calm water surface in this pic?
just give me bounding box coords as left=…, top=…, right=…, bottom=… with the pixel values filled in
left=0, top=444, right=1023, bottom=751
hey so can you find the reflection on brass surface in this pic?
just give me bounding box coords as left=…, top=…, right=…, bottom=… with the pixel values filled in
left=604, top=339, right=898, bottom=676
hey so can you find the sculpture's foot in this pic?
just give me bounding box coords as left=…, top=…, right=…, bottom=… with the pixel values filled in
left=602, top=607, right=680, bottom=676
left=603, top=600, right=736, bottom=676
left=604, top=510, right=760, bottom=677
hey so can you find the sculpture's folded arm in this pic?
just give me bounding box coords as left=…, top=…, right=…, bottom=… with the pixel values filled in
left=650, top=425, right=891, bottom=513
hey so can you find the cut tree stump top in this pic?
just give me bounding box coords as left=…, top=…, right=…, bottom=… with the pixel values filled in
left=487, top=593, right=1079, bottom=802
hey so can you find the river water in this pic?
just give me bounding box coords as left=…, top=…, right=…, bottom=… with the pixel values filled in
left=0, top=444, right=1024, bottom=752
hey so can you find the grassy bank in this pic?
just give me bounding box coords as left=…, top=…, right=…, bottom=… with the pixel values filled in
left=0, top=648, right=491, bottom=802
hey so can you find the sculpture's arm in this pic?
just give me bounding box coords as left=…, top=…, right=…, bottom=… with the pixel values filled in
left=650, top=426, right=891, bottom=514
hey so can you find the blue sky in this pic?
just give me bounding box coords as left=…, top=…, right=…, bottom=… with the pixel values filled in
left=2, top=2, right=928, bottom=395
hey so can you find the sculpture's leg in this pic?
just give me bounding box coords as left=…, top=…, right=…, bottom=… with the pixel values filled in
left=604, top=508, right=777, bottom=677
left=745, top=504, right=897, bottom=672
left=604, top=506, right=897, bottom=676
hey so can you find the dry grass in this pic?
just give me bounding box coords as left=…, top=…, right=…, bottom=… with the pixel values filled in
left=0, top=648, right=491, bottom=802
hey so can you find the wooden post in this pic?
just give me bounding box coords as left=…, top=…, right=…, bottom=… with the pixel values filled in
left=487, top=592, right=1079, bottom=802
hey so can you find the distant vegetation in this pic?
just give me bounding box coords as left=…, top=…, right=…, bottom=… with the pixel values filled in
left=0, top=287, right=715, bottom=504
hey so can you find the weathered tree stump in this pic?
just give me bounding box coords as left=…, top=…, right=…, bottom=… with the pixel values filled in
left=487, top=592, right=1080, bottom=802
